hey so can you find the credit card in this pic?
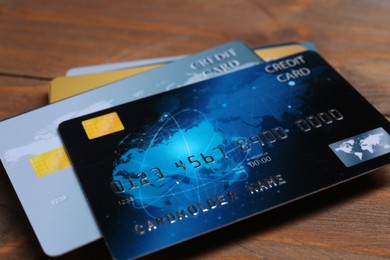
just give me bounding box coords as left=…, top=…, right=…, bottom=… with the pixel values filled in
left=0, top=41, right=261, bottom=256
left=59, top=51, right=390, bottom=260
left=65, top=41, right=317, bottom=76
left=49, top=64, right=161, bottom=103
left=66, top=54, right=187, bottom=76
left=49, top=42, right=314, bottom=102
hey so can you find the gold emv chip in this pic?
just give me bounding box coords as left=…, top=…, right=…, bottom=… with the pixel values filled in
left=30, top=147, right=71, bottom=177
left=82, top=112, right=124, bottom=140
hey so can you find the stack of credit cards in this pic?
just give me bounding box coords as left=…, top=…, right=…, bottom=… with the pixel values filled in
left=0, top=41, right=389, bottom=259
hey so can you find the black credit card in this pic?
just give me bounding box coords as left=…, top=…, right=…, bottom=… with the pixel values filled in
left=59, top=51, right=390, bottom=259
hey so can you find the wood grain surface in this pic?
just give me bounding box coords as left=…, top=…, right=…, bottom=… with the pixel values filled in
left=0, top=0, right=389, bottom=259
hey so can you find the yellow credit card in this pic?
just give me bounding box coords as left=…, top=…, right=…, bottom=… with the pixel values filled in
left=49, top=44, right=308, bottom=103
left=49, top=64, right=160, bottom=103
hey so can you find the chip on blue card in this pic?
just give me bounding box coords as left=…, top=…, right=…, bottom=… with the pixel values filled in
left=59, top=51, right=390, bottom=259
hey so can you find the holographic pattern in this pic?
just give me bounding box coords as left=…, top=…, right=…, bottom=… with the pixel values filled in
left=329, top=127, right=390, bottom=167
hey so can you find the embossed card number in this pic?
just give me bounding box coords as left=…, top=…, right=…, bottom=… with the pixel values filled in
left=109, top=126, right=289, bottom=193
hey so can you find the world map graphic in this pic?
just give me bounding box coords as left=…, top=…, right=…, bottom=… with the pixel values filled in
left=330, top=128, right=390, bottom=167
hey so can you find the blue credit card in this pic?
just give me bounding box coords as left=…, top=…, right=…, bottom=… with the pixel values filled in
left=59, top=51, right=390, bottom=259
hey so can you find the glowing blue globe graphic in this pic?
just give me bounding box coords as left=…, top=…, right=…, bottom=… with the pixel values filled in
left=112, top=109, right=247, bottom=209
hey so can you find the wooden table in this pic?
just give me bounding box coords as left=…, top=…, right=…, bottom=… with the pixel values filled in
left=0, top=0, right=389, bottom=259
